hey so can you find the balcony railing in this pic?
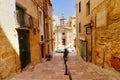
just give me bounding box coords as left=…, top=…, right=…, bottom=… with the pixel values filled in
left=16, top=12, right=33, bottom=28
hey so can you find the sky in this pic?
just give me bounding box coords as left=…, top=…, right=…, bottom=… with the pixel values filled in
left=52, top=0, right=75, bottom=20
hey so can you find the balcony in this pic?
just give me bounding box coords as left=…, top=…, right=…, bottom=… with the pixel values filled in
left=16, top=12, right=33, bottom=28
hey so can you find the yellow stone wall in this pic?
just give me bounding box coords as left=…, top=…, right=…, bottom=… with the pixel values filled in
left=92, top=0, right=120, bottom=70
left=44, top=0, right=53, bottom=56
left=0, top=26, right=20, bottom=79
left=76, top=0, right=120, bottom=71
left=76, top=0, right=107, bottom=60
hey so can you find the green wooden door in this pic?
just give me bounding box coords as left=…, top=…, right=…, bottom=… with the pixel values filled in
left=80, top=41, right=87, bottom=61
left=18, top=30, right=31, bottom=70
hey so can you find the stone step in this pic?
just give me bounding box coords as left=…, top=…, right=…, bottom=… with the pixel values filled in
left=10, top=54, right=120, bottom=80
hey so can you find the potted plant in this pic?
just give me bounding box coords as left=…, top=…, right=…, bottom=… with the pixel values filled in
left=45, top=53, right=52, bottom=61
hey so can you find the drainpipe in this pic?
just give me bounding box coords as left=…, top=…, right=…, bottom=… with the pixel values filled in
left=90, top=21, right=93, bottom=62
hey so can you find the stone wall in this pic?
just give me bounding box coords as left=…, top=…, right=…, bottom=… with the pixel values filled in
left=92, top=0, right=120, bottom=70
left=0, top=26, right=19, bottom=79
left=76, top=0, right=120, bottom=71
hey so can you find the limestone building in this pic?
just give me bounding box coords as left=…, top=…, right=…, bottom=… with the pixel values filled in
left=68, top=16, right=76, bottom=48
left=76, top=0, right=120, bottom=71
left=53, top=15, right=76, bottom=50
left=0, top=0, right=53, bottom=79
left=43, top=0, right=53, bottom=57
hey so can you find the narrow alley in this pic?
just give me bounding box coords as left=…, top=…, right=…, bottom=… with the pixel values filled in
left=1, top=0, right=120, bottom=80
left=10, top=53, right=120, bottom=80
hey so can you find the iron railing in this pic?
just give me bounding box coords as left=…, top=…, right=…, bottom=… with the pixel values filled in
left=16, top=12, right=33, bottom=28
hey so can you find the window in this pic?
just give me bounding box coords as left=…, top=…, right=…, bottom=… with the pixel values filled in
left=79, top=23, right=81, bottom=32
left=86, top=1, right=90, bottom=16
left=86, top=27, right=91, bottom=34
left=33, top=28, right=36, bottom=35
left=41, top=35, right=44, bottom=41
left=79, top=1, right=81, bottom=13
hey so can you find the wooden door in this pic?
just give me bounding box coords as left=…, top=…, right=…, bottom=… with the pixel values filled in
left=80, top=41, right=87, bottom=61
left=18, top=30, right=31, bottom=70
left=62, top=39, right=66, bottom=45
left=41, top=44, right=44, bottom=58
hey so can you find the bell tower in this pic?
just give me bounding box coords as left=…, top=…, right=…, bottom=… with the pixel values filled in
left=60, top=14, right=66, bottom=26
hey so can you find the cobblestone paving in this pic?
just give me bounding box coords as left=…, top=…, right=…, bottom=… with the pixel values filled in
left=10, top=53, right=120, bottom=80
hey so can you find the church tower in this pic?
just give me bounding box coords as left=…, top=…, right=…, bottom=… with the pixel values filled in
left=60, top=14, right=66, bottom=26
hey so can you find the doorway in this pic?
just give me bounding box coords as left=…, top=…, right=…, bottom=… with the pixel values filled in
left=62, top=39, right=66, bottom=45
left=17, top=30, right=31, bottom=70
left=41, top=44, right=44, bottom=58
left=80, top=41, right=87, bottom=61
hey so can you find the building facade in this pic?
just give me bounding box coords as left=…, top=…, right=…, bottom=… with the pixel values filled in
left=0, top=0, right=53, bottom=79
left=43, top=0, right=53, bottom=56
left=76, top=0, right=120, bottom=71
left=68, top=16, right=76, bottom=48
left=53, top=15, right=76, bottom=50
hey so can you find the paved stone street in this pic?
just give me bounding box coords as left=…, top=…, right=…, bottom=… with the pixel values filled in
left=10, top=53, right=120, bottom=80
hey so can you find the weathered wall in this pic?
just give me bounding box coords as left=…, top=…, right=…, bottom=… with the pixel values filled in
left=44, top=0, right=53, bottom=56
left=92, top=0, right=120, bottom=70
left=0, top=26, right=20, bottom=79
left=76, top=0, right=104, bottom=59
left=38, top=8, right=44, bottom=41
left=76, top=0, right=120, bottom=71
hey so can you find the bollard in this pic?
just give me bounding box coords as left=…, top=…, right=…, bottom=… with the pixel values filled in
left=64, top=57, right=67, bottom=64
left=63, top=57, right=72, bottom=80
left=64, top=57, right=68, bottom=75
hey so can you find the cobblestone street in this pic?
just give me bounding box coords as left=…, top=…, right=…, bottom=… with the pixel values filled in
left=10, top=53, right=120, bottom=80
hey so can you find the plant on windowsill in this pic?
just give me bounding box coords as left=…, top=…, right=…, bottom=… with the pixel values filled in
left=45, top=53, right=52, bottom=61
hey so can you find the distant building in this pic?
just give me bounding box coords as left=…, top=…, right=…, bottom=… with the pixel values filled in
left=53, top=16, right=59, bottom=31
left=68, top=16, right=76, bottom=48
left=76, top=0, right=120, bottom=71
left=53, top=14, right=76, bottom=50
